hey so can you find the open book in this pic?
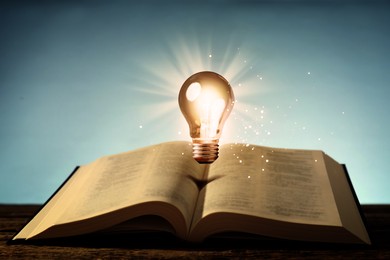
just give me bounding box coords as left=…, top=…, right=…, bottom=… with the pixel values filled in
left=13, top=141, right=370, bottom=244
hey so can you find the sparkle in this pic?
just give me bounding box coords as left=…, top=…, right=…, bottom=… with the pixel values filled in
left=266, top=159, right=269, bottom=163
left=139, top=125, right=143, bottom=129
left=307, top=71, right=311, bottom=75
left=248, top=175, right=251, bottom=178
left=208, top=54, right=212, bottom=58
left=239, top=160, right=243, bottom=163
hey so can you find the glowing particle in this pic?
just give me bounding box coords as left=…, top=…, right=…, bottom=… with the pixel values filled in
left=267, top=131, right=271, bottom=135
left=239, top=160, right=243, bottom=163
left=209, top=54, right=212, bottom=58
left=178, top=131, right=182, bottom=135
left=318, top=137, right=321, bottom=141
left=248, top=175, right=251, bottom=178
left=302, top=126, right=306, bottom=130
left=262, top=168, right=265, bottom=172
left=254, top=107, right=258, bottom=111
left=261, top=155, right=264, bottom=158
left=139, top=125, right=143, bottom=129
left=266, top=159, right=269, bottom=163
left=342, top=111, right=345, bottom=115
left=308, top=71, right=311, bottom=75
left=245, top=143, right=250, bottom=147
left=315, top=159, right=318, bottom=162
left=260, top=110, right=264, bottom=114
left=181, top=152, right=184, bottom=156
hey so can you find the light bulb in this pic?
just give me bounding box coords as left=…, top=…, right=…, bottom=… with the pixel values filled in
left=178, top=71, right=235, bottom=164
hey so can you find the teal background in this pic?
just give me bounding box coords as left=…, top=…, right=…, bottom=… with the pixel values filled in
left=1, top=0, right=389, bottom=204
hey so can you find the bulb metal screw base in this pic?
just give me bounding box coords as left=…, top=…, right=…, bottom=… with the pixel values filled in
left=192, top=141, right=219, bottom=164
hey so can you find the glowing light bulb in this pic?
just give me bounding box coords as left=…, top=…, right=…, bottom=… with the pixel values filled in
left=178, top=71, right=235, bottom=164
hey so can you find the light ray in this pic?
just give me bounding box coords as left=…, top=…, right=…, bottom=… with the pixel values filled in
left=131, top=33, right=273, bottom=142
left=141, top=100, right=178, bottom=123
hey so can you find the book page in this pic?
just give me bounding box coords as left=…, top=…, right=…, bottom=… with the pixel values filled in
left=323, top=154, right=371, bottom=244
left=13, top=165, right=93, bottom=239
left=58, top=142, right=204, bottom=228
left=23, top=141, right=204, bottom=239
left=192, top=143, right=341, bottom=228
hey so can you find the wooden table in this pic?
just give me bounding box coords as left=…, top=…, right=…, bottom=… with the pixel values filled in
left=1, top=204, right=389, bottom=259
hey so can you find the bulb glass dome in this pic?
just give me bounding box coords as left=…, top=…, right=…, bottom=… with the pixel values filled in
left=178, top=71, right=234, bottom=163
